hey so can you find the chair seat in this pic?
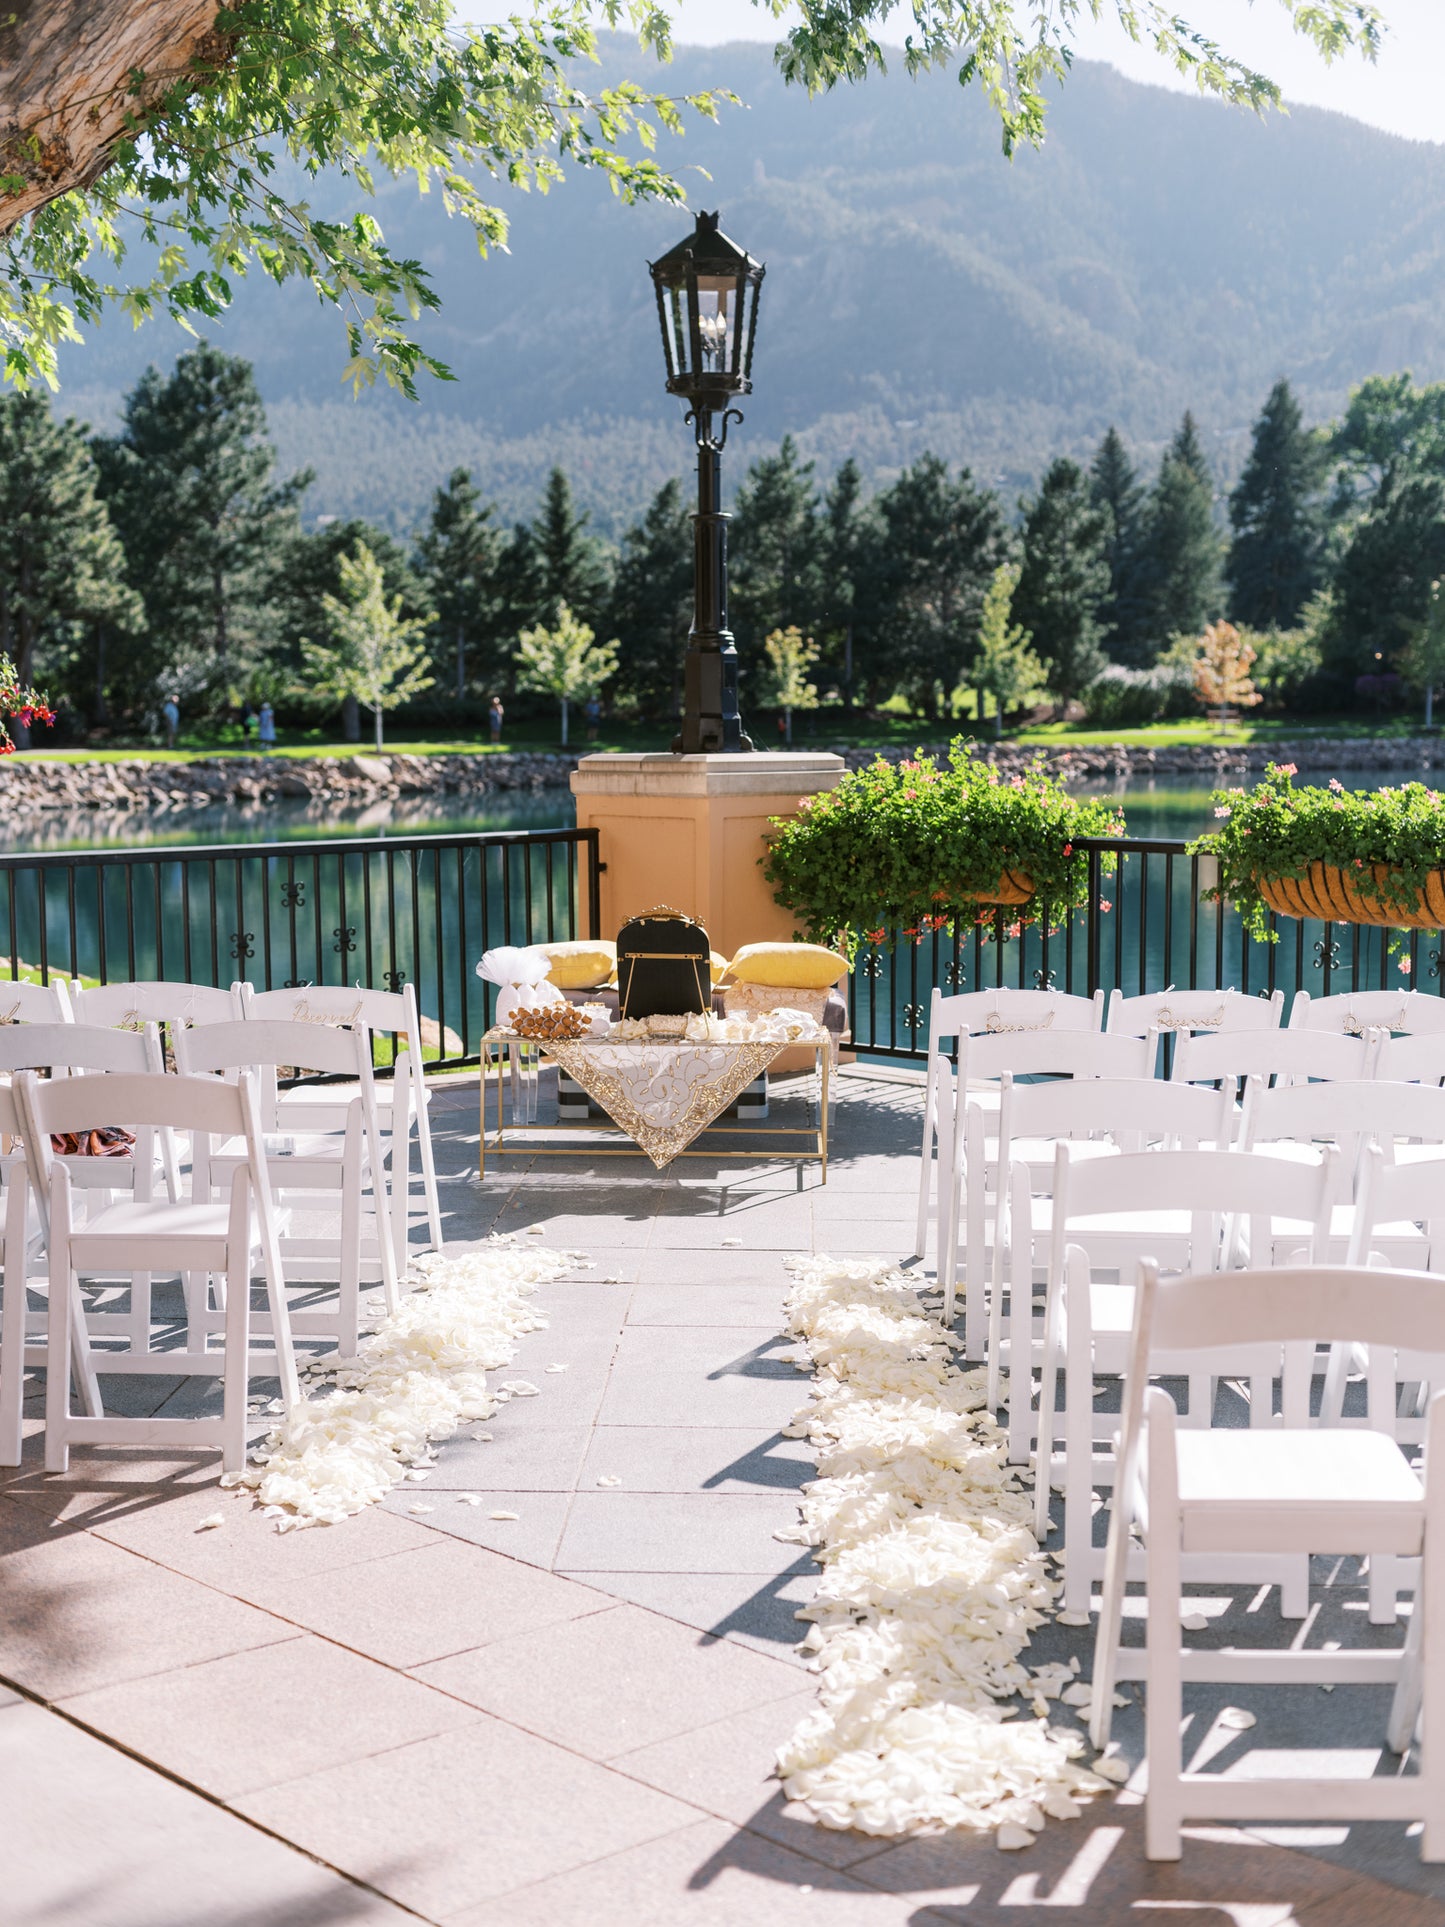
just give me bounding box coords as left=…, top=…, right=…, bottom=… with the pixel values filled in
left=1160, top=1427, right=1424, bottom=1555
left=67, top=1195, right=266, bottom=1266
left=212, top=1131, right=350, bottom=1163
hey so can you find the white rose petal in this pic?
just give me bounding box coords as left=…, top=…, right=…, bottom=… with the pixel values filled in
left=721, top=1237, right=743, bottom=1248
left=1181, top=1612, right=1209, bottom=1631
left=194, top=1511, right=226, bottom=1532
left=524, top=1223, right=546, bottom=1235
left=997, top=1825, right=1035, bottom=1851
left=499, top=1380, right=540, bottom=1398
left=595, top=1475, right=622, bottom=1488
left=544, top=1364, right=569, bottom=1374
left=457, top=1495, right=484, bottom=1506
left=489, top=1509, right=520, bottom=1521
left=1219, top=1707, right=1256, bottom=1731
left=1093, top=1755, right=1129, bottom=1783
left=471, top=1431, right=494, bottom=1442
left=408, top=1504, right=434, bottom=1514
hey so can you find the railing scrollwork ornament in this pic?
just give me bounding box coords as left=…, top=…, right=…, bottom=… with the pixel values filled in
left=944, top=959, right=965, bottom=988
left=280, top=880, right=305, bottom=910
left=333, top=926, right=357, bottom=955
left=229, top=931, right=254, bottom=961
left=860, top=951, right=883, bottom=980
left=902, top=1001, right=925, bottom=1032
left=1313, top=937, right=1340, bottom=972
left=382, top=968, right=407, bottom=990
left=1033, top=967, right=1056, bottom=991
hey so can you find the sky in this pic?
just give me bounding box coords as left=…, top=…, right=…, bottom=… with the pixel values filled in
left=644, top=0, right=1445, bottom=145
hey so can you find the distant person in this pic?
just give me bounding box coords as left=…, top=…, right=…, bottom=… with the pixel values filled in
left=488, top=695, right=504, bottom=744
left=242, top=704, right=257, bottom=743
left=585, top=694, right=601, bottom=742
left=258, top=701, right=276, bottom=753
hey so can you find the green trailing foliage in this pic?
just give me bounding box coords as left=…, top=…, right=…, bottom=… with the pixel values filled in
left=1191, top=761, right=1445, bottom=945
left=762, top=740, right=1123, bottom=956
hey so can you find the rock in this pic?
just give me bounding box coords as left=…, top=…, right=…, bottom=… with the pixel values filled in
left=350, top=755, right=392, bottom=785
left=416, top=1013, right=465, bottom=1058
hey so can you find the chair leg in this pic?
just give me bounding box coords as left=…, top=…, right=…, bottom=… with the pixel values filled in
left=1034, top=1293, right=1062, bottom=1543
left=1369, top=1555, right=1400, bottom=1626
left=44, top=1243, right=73, bottom=1474
left=338, top=1162, right=362, bottom=1358
left=1062, top=1283, right=1096, bottom=1616
left=1387, top=1584, right=1423, bottom=1757
left=414, top=1077, right=443, bottom=1252
left=1144, top=1443, right=1185, bottom=1860
left=1421, top=1478, right=1445, bottom=1860
left=221, top=1252, right=251, bottom=1480
left=913, top=1062, right=935, bottom=1261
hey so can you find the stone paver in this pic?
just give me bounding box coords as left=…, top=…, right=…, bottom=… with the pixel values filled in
left=4, top=1066, right=1445, bottom=1923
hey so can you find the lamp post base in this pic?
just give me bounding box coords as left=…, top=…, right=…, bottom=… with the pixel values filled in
left=672, top=644, right=753, bottom=755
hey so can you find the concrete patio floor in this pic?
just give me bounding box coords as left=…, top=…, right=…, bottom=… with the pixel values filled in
left=3, top=1066, right=1445, bottom=1924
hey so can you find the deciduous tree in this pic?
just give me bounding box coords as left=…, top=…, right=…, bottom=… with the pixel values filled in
left=514, top=601, right=619, bottom=747
left=973, top=562, right=1043, bottom=737
left=302, top=540, right=434, bottom=751
left=758, top=626, right=821, bottom=744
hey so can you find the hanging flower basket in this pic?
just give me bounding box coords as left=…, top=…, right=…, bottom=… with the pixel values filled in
left=1257, top=862, right=1445, bottom=930
left=1192, top=763, right=1445, bottom=943
left=762, top=741, right=1123, bottom=955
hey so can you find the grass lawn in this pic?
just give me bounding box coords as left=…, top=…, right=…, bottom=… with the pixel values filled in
left=9, top=710, right=1439, bottom=765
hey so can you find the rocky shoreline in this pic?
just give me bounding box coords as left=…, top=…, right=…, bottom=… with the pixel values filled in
left=0, top=735, right=1438, bottom=820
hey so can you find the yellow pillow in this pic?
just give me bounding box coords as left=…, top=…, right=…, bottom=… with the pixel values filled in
left=726, top=941, right=848, bottom=989
left=535, top=939, right=616, bottom=990
left=710, top=950, right=728, bottom=986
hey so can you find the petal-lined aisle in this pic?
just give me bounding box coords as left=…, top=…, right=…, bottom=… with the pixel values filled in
left=777, top=1253, right=1118, bottom=1839
left=231, top=1238, right=584, bottom=1528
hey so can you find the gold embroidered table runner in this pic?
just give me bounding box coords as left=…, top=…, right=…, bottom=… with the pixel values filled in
left=535, top=1037, right=792, bottom=1168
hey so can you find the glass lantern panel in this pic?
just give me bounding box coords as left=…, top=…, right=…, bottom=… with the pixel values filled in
left=695, top=273, right=739, bottom=374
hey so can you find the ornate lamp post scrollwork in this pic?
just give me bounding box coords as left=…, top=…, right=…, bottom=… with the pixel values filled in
left=649, top=210, right=765, bottom=755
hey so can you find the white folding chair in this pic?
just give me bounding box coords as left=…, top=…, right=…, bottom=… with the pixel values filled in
left=240, top=982, right=443, bottom=1268
left=0, top=977, right=74, bottom=1025
left=1034, top=1142, right=1334, bottom=1613
left=912, top=986, right=1102, bottom=1261
left=18, top=1068, right=297, bottom=1475
left=1106, top=986, right=1283, bottom=1036
left=1091, top=1259, right=1445, bottom=1864
left=0, top=1080, right=54, bottom=1467
left=1376, top=1030, right=1445, bottom=1086
left=1289, top=987, right=1445, bottom=1036
left=174, top=1018, right=398, bottom=1356
left=1171, top=1025, right=1377, bottom=1087
left=940, top=1024, right=1148, bottom=1347
left=988, top=1076, right=1235, bottom=1453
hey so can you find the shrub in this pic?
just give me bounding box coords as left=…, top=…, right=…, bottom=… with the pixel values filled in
left=763, top=739, right=1124, bottom=954
left=1081, top=663, right=1194, bottom=729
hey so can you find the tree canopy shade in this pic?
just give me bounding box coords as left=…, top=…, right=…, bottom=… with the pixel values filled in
left=0, top=0, right=1386, bottom=392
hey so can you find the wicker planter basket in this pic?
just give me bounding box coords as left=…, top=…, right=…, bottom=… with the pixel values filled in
left=965, top=870, right=1035, bottom=908
left=1258, top=862, right=1445, bottom=930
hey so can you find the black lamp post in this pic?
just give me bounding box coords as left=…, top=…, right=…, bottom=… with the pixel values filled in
left=649, top=210, right=764, bottom=754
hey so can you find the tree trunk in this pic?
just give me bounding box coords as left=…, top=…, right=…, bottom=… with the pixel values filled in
left=456, top=623, right=465, bottom=702
left=784, top=705, right=793, bottom=745
left=0, top=1, right=230, bottom=236
left=994, top=693, right=1003, bottom=740
left=560, top=697, right=568, bottom=748
left=94, top=624, right=109, bottom=724
left=342, top=695, right=360, bottom=743
left=374, top=705, right=383, bottom=752
left=1428, top=685, right=1435, bottom=731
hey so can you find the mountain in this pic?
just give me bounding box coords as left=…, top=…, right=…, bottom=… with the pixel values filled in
left=53, top=40, right=1445, bottom=537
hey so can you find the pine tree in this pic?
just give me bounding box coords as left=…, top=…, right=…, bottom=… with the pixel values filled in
left=1089, top=427, right=1151, bottom=665
left=0, top=393, right=141, bottom=737
left=95, top=345, right=309, bottom=714
left=1140, top=415, right=1222, bottom=647
left=819, top=457, right=866, bottom=706
left=415, top=468, right=507, bottom=701
left=1013, top=458, right=1111, bottom=707
left=729, top=434, right=825, bottom=661
left=604, top=479, right=692, bottom=721
left=1227, top=380, right=1326, bottom=629
left=862, top=454, right=1007, bottom=715
left=509, top=467, right=610, bottom=632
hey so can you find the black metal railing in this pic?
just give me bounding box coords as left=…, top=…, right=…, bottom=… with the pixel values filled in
left=0, top=825, right=601, bottom=1070
left=848, top=834, right=1445, bottom=1062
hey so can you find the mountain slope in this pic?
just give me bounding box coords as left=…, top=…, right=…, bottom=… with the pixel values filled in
left=54, top=42, right=1445, bottom=535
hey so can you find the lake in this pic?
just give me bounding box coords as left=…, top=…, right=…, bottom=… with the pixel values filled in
left=0, top=763, right=1428, bottom=854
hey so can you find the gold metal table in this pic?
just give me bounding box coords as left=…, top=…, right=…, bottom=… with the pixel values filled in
left=479, top=1027, right=829, bottom=1176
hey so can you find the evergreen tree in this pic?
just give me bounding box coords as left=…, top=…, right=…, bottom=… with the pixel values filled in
left=1227, top=380, right=1326, bottom=629
left=1013, top=458, right=1111, bottom=706
left=861, top=454, right=1008, bottom=714
left=1089, top=427, right=1151, bottom=665
left=729, top=434, right=825, bottom=661
left=415, top=468, right=508, bottom=700
left=1140, top=414, right=1222, bottom=646
left=0, top=393, right=140, bottom=733
left=95, top=345, right=309, bottom=714
left=819, top=457, right=866, bottom=706
left=605, top=479, right=692, bottom=721
left=508, top=467, right=610, bottom=632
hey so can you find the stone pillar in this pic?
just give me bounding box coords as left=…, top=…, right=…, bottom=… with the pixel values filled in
left=570, top=750, right=845, bottom=960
